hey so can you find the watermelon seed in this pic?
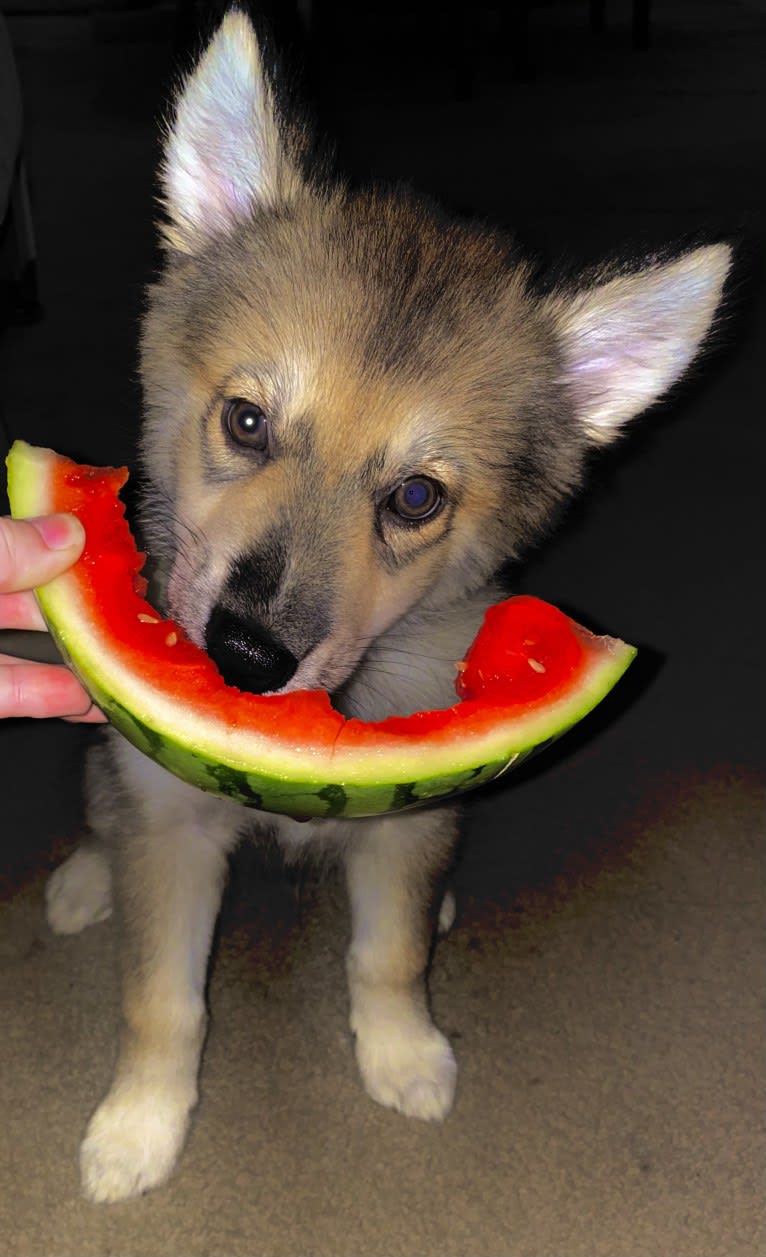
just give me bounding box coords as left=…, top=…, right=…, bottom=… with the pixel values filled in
left=165, top=631, right=178, bottom=647
left=138, top=613, right=159, bottom=624
left=528, top=658, right=546, bottom=673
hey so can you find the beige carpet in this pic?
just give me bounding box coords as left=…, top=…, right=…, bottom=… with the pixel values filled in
left=1, top=721, right=763, bottom=1256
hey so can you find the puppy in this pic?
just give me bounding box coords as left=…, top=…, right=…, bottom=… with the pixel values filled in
left=45, top=10, right=730, bottom=1201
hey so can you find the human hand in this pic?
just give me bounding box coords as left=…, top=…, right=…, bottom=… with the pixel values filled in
left=0, top=514, right=106, bottom=721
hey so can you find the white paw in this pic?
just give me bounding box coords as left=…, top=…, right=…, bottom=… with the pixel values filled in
left=437, top=889, right=456, bottom=935
left=355, top=1021, right=457, bottom=1121
left=46, top=846, right=112, bottom=935
left=80, top=1086, right=191, bottom=1203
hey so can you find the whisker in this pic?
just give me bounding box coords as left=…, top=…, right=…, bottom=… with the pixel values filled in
left=342, top=675, right=399, bottom=716
left=137, top=480, right=209, bottom=570
left=355, top=639, right=459, bottom=665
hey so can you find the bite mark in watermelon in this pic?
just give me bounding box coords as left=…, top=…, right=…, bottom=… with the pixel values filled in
left=5, top=441, right=637, bottom=819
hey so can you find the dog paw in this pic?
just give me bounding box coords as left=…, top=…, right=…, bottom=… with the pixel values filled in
left=80, top=1086, right=191, bottom=1203
left=355, top=1022, right=457, bottom=1121
left=46, top=846, right=112, bottom=935
left=437, top=889, right=456, bottom=935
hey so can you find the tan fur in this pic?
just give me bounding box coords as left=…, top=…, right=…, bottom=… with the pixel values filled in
left=140, top=186, right=565, bottom=687
left=46, top=12, right=732, bottom=1202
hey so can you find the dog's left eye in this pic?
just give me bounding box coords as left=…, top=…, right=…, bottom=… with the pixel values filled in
left=223, top=399, right=270, bottom=452
left=386, top=476, right=444, bottom=523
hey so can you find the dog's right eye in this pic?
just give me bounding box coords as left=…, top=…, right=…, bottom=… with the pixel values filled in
left=223, top=399, right=270, bottom=452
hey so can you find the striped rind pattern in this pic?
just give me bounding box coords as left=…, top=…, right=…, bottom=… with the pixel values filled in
left=7, top=441, right=637, bottom=819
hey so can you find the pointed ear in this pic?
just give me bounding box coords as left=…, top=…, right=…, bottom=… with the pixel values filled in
left=160, top=9, right=305, bottom=253
left=546, top=244, right=732, bottom=443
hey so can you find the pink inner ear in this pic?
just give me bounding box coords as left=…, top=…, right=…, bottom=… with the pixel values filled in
left=222, top=174, right=258, bottom=221
left=161, top=12, right=285, bottom=243
left=164, top=103, right=269, bottom=239
left=568, top=352, right=620, bottom=377
left=558, top=247, right=730, bottom=437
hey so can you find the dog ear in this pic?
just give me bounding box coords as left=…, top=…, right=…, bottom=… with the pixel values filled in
left=546, top=244, right=732, bottom=442
left=160, top=9, right=304, bottom=253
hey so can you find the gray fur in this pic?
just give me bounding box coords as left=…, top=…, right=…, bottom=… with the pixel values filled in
left=48, top=10, right=731, bottom=1202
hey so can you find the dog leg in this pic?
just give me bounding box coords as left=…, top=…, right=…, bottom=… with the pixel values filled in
left=46, top=838, right=113, bottom=935
left=345, top=808, right=458, bottom=1122
left=45, top=738, right=120, bottom=935
left=79, top=764, right=238, bottom=1202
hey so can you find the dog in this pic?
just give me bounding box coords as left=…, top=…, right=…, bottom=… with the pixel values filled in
left=43, top=9, right=731, bottom=1202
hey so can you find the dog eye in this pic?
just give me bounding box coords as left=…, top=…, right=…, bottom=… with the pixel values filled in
left=223, top=399, right=270, bottom=452
left=387, top=476, right=443, bottom=523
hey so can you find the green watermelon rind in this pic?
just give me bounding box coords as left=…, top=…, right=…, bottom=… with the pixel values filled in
left=6, top=440, right=637, bottom=819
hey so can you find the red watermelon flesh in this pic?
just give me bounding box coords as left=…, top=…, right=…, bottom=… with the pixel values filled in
left=5, top=441, right=637, bottom=817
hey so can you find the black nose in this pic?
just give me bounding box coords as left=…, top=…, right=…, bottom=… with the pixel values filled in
left=205, top=607, right=298, bottom=694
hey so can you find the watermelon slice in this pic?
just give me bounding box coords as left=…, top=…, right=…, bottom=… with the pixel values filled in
left=5, top=441, right=636, bottom=819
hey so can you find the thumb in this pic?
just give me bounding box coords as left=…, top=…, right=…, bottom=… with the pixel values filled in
left=0, top=514, right=86, bottom=594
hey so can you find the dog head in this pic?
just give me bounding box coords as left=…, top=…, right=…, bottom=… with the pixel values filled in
left=140, top=10, right=731, bottom=695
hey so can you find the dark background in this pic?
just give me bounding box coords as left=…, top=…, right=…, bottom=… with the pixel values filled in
left=0, top=2, right=763, bottom=1253
left=1, top=0, right=762, bottom=873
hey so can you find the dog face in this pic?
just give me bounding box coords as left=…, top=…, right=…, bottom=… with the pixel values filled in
left=139, top=11, right=730, bottom=696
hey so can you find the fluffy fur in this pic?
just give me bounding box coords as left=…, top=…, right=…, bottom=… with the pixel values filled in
left=45, top=10, right=731, bottom=1202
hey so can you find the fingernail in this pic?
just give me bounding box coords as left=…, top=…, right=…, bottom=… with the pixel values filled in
left=32, top=514, right=86, bottom=551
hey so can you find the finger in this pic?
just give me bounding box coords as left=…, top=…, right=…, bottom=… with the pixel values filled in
left=63, top=703, right=108, bottom=725
left=0, top=656, right=103, bottom=720
left=0, top=589, right=49, bottom=632
left=0, top=514, right=85, bottom=595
